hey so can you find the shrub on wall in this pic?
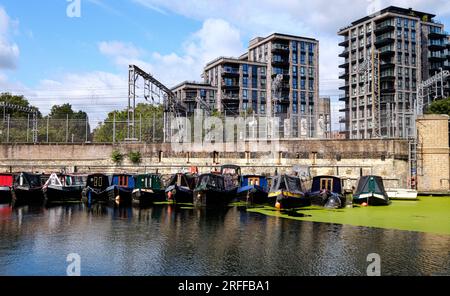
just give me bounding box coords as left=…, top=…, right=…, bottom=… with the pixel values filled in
left=111, top=150, right=124, bottom=164
left=128, top=151, right=142, bottom=164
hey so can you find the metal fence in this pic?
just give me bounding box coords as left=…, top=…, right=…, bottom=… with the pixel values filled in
left=0, top=113, right=327, bottom=144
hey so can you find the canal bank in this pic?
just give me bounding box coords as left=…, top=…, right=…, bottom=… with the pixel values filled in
left=246, top=196, right=450, bottom=235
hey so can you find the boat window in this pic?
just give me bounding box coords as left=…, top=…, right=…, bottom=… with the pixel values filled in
left=180, top=176, right=188, bottom=187
left=248, top=177, right=260, bottom=186
left=93, top=177, right=98, bottom=187
left=118, top=176, right=128, bottom=187
left=320, top=178, right=333, bottom=191
left=19, top=175, right=24, bottom=186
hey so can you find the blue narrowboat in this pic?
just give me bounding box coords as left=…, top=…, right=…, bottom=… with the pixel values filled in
left=106, top=174, right=135, bottom=205
left=237, top=175, right=269, bottom=204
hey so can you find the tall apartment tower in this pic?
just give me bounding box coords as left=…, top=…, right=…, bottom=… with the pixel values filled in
left=172, top=33, right=321, bottom=138
left=338, top=6, right=449, bottom=139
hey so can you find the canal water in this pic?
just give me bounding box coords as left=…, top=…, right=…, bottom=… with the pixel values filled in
left=0, top=203, right=449, bottom=276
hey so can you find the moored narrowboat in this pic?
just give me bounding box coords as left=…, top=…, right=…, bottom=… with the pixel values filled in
left=237, top=175, right=269, bottom=204
left=43, top=173, right=84, bottom=204
left=308, top=175, right=346, bottom=209
left=353, top=175, right=390, bottom=206
left=132, top=173, right=165, bottom=205
left=0, top=173, right=13, bottom=204
left=165, top=173, right=197, bottom=204
left=268, top=174, right=308, bottom=209
left=193, top=173, right=236, bottom=207
left=106, top=174, right=135, bottom=205
left=82, top=173, right=111, bottom=204
left=11, top=172, right=44, bottom=206
left=220, top=165, right=242, bottom=193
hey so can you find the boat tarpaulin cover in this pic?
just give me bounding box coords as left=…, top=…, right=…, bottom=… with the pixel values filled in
left=354, top=175, right=388, bottom=199
left=270, top=175, right=304, bottom=193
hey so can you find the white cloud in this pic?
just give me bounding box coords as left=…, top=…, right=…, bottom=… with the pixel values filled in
left=0, top=6, right=20, bottom=70
left=98, top=18, right=244, bottom=87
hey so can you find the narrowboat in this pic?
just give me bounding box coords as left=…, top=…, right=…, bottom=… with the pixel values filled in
left=268, top=174, right=308, bottom=209
left=165, top=173, right=197, bottom=204
left=308, top=175, right=346, bottom=209
left=193, top=173, right=237, bottom=207
left=220, top=165, right=242, bottom=193
left=132, top=173, right=165, bottom=205
left=237, top=175, right=269, bottom=204
left=0, top=173, right=13, bottom=204
left=11, top=172, right=44, bottom=205
left=353, top=175, right=390, bottom=206
left=82, top=173, right=111, bottom=204
left=106, top=174, right=135, bottom=205
left=43, top=173, right=84, bottom=204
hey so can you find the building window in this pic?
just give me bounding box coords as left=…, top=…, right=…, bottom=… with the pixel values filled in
left=293, top=66, right=298, bottom=76
left=291, top=41, right=297, bottom=51
left=309, top=79, right=314, bottom=90
left=293, top=78, right=298, bottom=89
left=301, top=79, right=306, bottom=90
left=308, top=43, right=314, bottom=52
left=260, top=104, right=266, bottom=114
left=293, top=91, right=298, bottom=103
left=300, top=104, right=306, bottom=114
left=309, top=53, right=314, bottom=65
left=300, top=53, right=306, bottom=64
left=309, top=67, right=314, bottom=76
left=252, top=77, right=257, bottom=88
left=243, top=89, right=248, bottom=100
left=243, top=77, right=248, bottom=87
left=243, top=64, right=248, bottom=75
left=293, top=104, right=298, bottom=114
left=300, top=66, right=305, bottom=76
left=300, top=41, right=305, bottom=51
left=293, top=53, right=298, bottom=64
left=300, top=92, right=306, bottom=103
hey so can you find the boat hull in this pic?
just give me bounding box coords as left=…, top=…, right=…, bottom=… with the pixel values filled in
left=82, top=187, right=110, bottom=204
left=132, top=188, right=165, bottom=206
left=0, top=187, right=12, bottom=204
left=269, top=190, right=310, bottom=209
left=165, top=185, right=193, bottom=204
left=193, top=188, right=236, bottom=207
left=237, top=186, right=268, bottom=204
left=107, top=185, right=133, bottom=205
left=353, top=193, right=390, bottom=206
left=44, top=185, right=83, bottom=204
left=12, top=187, right=44, bottom=206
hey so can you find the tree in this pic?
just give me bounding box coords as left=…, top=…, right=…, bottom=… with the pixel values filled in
left=0, top=93, right=42, bottom=143
left=93, top=103, right=164, bottom=143
left=46, top=103, right=91, bottom=143
left=426, top=97, right=450, bottom=116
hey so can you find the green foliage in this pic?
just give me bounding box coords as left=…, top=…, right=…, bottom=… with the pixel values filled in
left=111, top=150, right=124, bottom=164
left=92, top=103, right=164, bottom=143
left=426, top=97, right=450, bottom=116
left=45, top=103, right=91, bottom=143
left=128, top=151, right=142, bottom=164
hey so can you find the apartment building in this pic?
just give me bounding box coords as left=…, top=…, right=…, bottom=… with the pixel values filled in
left=338, top=6, right=450, bottom=139
left=172, top=33, right=322, bottom=138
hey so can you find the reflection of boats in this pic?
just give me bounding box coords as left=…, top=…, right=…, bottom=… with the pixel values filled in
left=132, top=174, right=165, bottom=205
left=106, top=174, right=135, bottom=205
left=82, top=174, right=111, bottom=204
left=165, top=173, right=197, bottom=203
left=193, top=173, right=236, bottom=207
left=353, top=176, right=390, bottom=206
left=43, top=173, right=84, bottom=204
left=0, top=173, right=13, bottom=204
left=385, top=188, right=418, bottom=200
left=308, top=175, right=346, bottom=209
left=268, top=175, right=308, bottom=209
left=12, top=172, right=44, bottom=205
left=237, top=175, right=269, bottom=204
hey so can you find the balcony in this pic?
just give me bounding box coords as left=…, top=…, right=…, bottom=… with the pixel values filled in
left=379, top=48, right=395, bottom=58
left=428, top=53, right=447, bottom=62
left=380, top=61, right=395, bottom=70
left=428, top=42, right=447, bottom=51
left=339, top=82, right=349, bottom=90
left=339, top=49, right=349, bottom=57
left=374, top=23, right=395, bottom=35
left=221, top=81, right=239, bottom=89
left=429, top=31, right=448, bottom=39
left=339, top=38, right=349, bottom=47
left=272, top=43, right=290, bottom=52
left=222, top=67, right=240, bottom=77
left=339, top=71, right=348, bottom=79
left=339, top=94, right=349, bottom=102
left=375, top=37, right=395, bottom=47
left=271, top=58, right=290, bottom=66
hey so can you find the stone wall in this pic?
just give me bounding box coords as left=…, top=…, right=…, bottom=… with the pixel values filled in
left=0, top=139, right=409, bottom=189
left=416, top=114, right=450, bottom=192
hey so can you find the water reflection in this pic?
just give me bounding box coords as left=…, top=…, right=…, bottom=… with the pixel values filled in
left=0, top=203, right=449, bottom=276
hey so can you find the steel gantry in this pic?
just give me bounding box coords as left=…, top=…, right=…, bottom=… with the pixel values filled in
left=0, top=101, right=39, bottom=143
left=128, top=65, right=187, bottom=142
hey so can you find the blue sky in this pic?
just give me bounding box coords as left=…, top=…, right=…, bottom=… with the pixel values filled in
left=1, top=0, right=450, bottom=127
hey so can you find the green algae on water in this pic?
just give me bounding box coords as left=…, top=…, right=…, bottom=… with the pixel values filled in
left=246, top=196, right=450, bottom=235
